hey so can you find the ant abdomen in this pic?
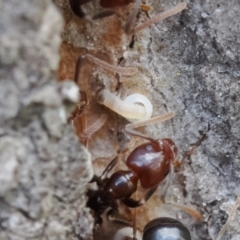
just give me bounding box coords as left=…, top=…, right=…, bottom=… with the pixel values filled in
left=143, top=217, right=191, bottom=240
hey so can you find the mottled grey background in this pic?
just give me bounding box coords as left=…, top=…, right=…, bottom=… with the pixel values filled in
left=0, top=1, right=93, bottom=240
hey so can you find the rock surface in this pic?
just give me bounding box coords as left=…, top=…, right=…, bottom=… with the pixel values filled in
left=0, top=1, right=93, bottom=239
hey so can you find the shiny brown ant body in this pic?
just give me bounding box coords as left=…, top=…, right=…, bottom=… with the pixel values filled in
left=87, top=113, right=206, bottom=228
left=86, top=113, right=177, bottom=223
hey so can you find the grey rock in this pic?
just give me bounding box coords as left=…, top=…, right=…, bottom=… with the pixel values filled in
left=0, top=0, right=93, bottom=239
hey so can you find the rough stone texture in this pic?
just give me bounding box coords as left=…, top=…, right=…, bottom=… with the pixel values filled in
left=53, top=0, right=240, bottom=239
left=0, top=1, right=93, bottom=240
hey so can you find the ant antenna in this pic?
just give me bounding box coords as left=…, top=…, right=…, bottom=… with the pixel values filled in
left=125, top=112, right=175, bottom=145
left=132, top=2, right=187, bottom=34
left=125, top=0, right=141, bottom=34
left=216, top=194, right=240, bottom=240
left=74, top=54, right=138, bottom=85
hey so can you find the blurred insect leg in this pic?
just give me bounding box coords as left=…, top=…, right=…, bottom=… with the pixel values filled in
left=164, top=201, right=202, bottom=221
left=75, top=54, right=138, bottom=79
left=125, top=112, right=175, bottom=144
left=133, top=2, right=187, bottom=34
left=122, top=185, right=159, bottom=208
left=92, top=10, right=116, bottom=19
left=69, top=0, right=93, bottom=18
left=101, top=155, right=119, bottom=180
left=125, top=0, right=141, bottom=34
left=159, top=164, right=174, bottom=203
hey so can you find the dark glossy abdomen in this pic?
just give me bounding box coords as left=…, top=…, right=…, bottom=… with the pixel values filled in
left=143, top=217, right=191, bottom=240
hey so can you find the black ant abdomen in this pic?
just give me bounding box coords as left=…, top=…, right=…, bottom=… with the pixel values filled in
left=86, top=113, right=178, bottom=221
left=143, top=217, right=191, bottom=240
left=113, top=217, right=191, bottom=240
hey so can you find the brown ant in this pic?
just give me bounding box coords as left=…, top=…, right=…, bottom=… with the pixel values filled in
left=86, top=112, right=176, bottom=223
left=86, top=112, right=201, bottom=225
left=68, top=0, right=187, bottom=34
left=113, top=217, right=191, bottom=240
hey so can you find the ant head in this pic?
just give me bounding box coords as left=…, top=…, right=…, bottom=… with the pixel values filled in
left=159, top=138, right=178, bottom=161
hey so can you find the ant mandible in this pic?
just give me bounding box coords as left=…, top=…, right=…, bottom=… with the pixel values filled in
left=68, top=0, right=187, bottom=34
left=86, top=112, right=178, bottom=223
left=113, top=217, right=191, bottom=240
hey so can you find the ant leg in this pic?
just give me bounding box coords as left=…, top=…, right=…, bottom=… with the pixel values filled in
left=181, top=124, right=209, bottom=162
left=68, top=90, right=88, bottom=123
left=69, top=0, right=93, bottom=18
left=122, top=185, right=159, bottom=208
left=89, top=155, right=120, bottom=185
left=159, top=164, right=174, bottom=203
left=69, top=0, right=115, bottom=20
left=69, top=90, right=106, bottom=145
left=132, top=193, right=138, bottom=240
left=107, top=208, right=131, bottom=226
left=164, top=201, right=202, bottom=221
left=92, top=10, right=116, bottom=20
left=125, top=112, right=175, bottom=145
left=216, top=194, right=240, bottom=240
left=75, top=54, right=138, bottom=85
left=107, top=201, right=131, bottom=225
left=124, top=0, right=141, bottom=34
left=89, top=157, right=118, bottom=186
left=80, top=114, right=107, bottom=139
left=101, top=156, right=119, bottom=180
left=127, top=2, right=187, bottom=35
left=74, top=112, right=88, bottom=145
left=88, top=175, right=103, bottom=186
